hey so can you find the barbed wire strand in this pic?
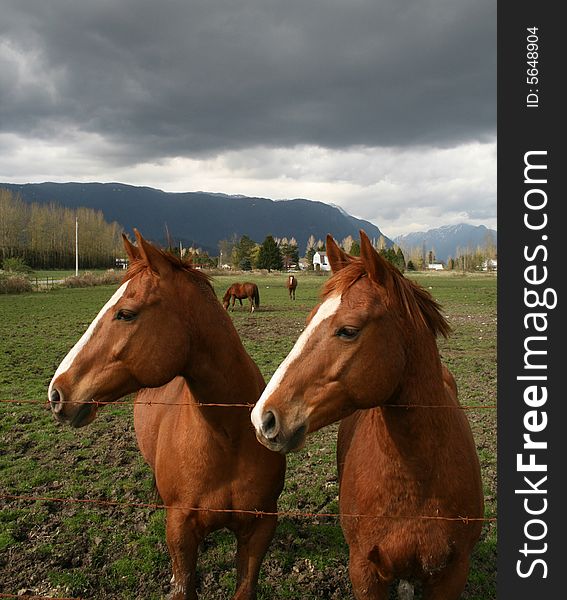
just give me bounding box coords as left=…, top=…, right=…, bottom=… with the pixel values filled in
left=0, top=493, right=495, bottom=524
left=0, top=595, right=80, bottom=600
left=0, top=398, right=497, bottom=410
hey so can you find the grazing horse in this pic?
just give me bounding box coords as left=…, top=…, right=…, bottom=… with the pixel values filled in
left=48, top=231, right=285, bottom=600
left=286, top=275, right=298, bottom=300
left=223, top=282, right=260, bottom=312
left=251, top=231, right=483, bottom=600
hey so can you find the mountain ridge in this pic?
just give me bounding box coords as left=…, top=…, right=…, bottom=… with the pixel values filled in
left=1, top=181, right=390, bottom=255
left=394, top=223, right=497, bottom=262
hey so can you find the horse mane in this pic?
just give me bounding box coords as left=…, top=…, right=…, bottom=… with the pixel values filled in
left=123, top=248, right=214, bottom=291
left=322, top=259, right=451, bottom=339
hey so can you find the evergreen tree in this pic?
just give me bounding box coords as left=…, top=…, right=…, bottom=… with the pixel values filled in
left=256, top=235, right=283, bottom=272
left=395, top=247, right=406, bottom=272
left=232, top=235, right=257, bottom=269
left=280, top=240, right=300, bottom=270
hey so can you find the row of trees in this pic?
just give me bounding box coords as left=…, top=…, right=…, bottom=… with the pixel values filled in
left=0, top=188, right=124, bottom=269
left=218, top=234, right=298, bottom=272
left=402, top=231, right=498, bottom=272
left=218, top=232, right=407, bottom=272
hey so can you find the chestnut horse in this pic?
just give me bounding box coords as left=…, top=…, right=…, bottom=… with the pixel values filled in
left=286, top=275, right=298, bottom=300
left=251, top=231, right=483, bottom=599
left=48, top=231, right=285, bottom=600
left=223, top=282, right=260, bottom=312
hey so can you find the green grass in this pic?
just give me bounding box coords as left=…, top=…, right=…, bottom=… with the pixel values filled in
left=0, top=271, right=497, bottom=599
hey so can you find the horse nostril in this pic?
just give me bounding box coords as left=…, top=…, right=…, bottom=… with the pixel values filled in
left=50, top=388, right=62, bottom=411
left=261, top=410, right=278, bottom=439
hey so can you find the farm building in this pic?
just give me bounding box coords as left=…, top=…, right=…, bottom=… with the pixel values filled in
left=313, top=251, right=331, bottom=271
left=427, top=263, right=444, bottom=271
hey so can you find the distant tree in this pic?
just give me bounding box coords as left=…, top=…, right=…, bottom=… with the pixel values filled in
left=305, top=235, right=316, bottom=254
left=350, top=241, right=361, bottom=256
left=256, top=235, right=283, bottom=272
left=2, top=257, right=33, bottom=273
left=280, top=240, right=299, bottom=270
left=395, top=247, right=406, bottom=272
left=0, top=187, right=123, bottom=269
left=377, top=235, right=387, bottom=251
left=218, top=235, right=238, bottom=267
left=232, top=235, right=257, bottom=269
left=341, top=235, right=354, bottom=253
left=377, top=247, right=405, bottom=272
left=305, top=235, right=316, bottom=270
left=407, top=260, right=416, bottom=271
left=483, top=230, right=497, bottom=260
left=239, top=257, right=253, bottom=271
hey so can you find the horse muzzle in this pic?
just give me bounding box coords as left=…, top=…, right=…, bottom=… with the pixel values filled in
left=253, top=408, right=307, bottom=454
left=49, top=386, right=98, bottom=428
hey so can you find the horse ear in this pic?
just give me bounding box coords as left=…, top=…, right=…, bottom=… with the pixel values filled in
left=134, top=229, right=172, bottom=276
left=326, top=235, right=354, bottom=272
left=359, top=230, right=391, bottom=286
left=122, top=233, right=140, bottom=261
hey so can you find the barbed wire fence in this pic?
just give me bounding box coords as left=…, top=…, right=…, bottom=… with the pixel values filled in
left=1, top=396, right=497, bottom=599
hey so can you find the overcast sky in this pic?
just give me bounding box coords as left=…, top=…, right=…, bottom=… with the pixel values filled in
left=0, top=0, right=495, bottom=238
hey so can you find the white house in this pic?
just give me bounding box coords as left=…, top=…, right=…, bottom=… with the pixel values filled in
left=313, top=251, right=331, bottom=271
left=427, top=263, right=444, bottom=271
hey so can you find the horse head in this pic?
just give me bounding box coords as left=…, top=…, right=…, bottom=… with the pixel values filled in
left=48, top=230, right=210, bottom=427
left=251, top=230, right=449, bottom=453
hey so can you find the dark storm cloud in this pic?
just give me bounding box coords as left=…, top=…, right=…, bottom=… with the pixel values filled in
left=0, top=0, right=495, bottom=162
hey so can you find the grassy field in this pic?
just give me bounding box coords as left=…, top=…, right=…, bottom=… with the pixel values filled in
left=0, top=271, right=496, bottom=599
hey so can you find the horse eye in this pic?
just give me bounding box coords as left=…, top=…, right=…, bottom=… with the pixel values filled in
left=336, top=326, right=360, bottom=340
left=115, top=309, right=137, bottom=322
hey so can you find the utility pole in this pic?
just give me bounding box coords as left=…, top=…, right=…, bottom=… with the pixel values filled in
left=75, top=216, right=79, bottom=276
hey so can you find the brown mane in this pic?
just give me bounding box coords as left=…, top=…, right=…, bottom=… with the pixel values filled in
left=123, top=247, right=213, bottom=291
left=322, top=259, right=451, bottom=338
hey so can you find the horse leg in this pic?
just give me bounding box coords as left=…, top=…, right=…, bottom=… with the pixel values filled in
left=348, top=549, right=389, bottom=600
left=232, top=515, right=278, bottom=600
left=165, top=510, right=202, bottom=600
left=421, top=556, right=470, bottom=600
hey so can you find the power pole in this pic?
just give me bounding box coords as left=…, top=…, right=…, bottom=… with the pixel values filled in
left=75, top=216, right=79, bottom=276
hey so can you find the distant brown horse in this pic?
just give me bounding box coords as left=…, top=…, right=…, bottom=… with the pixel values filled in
left=48, top=231, right=285, bottom=600
left=252, top=231, right=483, bottom=599
left=286, top=275, right=298, bottom=300
left=223, top=282, right=260, bottom=312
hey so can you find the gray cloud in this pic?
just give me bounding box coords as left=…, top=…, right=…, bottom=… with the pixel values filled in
left=1, top=0, right=496, bottom=163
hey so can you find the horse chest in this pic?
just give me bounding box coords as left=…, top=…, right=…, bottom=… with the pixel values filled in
left=338, top=412, right=459, bottom=577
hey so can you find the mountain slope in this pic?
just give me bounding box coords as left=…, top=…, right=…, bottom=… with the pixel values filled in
left=2, top=182, right=390, bottom=254
left=394, top=224, right=497, bottom=262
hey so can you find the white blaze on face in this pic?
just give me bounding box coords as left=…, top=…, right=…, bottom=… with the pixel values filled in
left=47, top=280, right=130, bottom=400
left=251, top=294, right=341, bottom=429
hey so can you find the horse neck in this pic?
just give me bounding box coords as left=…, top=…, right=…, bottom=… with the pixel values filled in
left=388, top=330, right=447, bottom=405
left=179, top=285, right=264, bottom=407
left=377, top=334, right=452, bottom=447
